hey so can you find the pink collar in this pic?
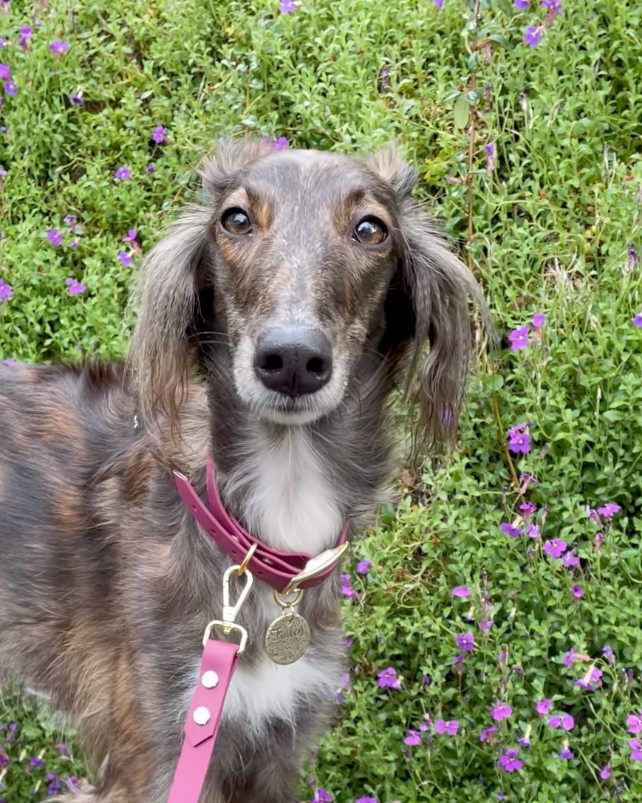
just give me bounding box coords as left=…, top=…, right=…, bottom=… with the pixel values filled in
left=173, top=456, right=349, bottom=592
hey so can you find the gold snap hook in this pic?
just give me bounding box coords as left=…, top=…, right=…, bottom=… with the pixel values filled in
left=237, top=543, right=257, bottom=577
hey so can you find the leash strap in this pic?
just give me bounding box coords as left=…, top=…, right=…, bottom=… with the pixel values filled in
left=167, top=638, right=239, bottom=803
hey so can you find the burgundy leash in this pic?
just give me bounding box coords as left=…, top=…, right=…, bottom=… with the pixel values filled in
left=167, top=458, right=348, bottom=803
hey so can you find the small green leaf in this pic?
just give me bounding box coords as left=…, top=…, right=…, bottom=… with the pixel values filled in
left=454, top=94, right=470, bottom=129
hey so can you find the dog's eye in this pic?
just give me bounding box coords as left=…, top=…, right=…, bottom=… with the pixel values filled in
left=221, top=208, right=252, bottom=236
left=353, top=216, right=388, bottom=246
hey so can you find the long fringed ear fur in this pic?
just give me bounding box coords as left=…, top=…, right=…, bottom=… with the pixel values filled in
left=127, top=139, right=274, bottom=428
left=365, top=147, right=491, bottom=452
left=127, top=208, right=212, bottom=428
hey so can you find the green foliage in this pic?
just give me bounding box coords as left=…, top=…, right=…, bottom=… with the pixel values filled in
left=2, top=0, right=642, bottom=800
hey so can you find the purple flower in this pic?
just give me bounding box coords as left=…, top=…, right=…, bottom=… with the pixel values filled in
left=455, top=632, right=474, bottom=652
left=632, top=314, right=642, bottom=327
left=146, top=164, right=156, bottom=173
left=490, top=701, right=512, bottom=722
left=541, top=0, right=562, bottom=16
left=520, top=500, right=536, bottom=516
left=115, top=166, right=131, bottom=181
left=484, top=142, right=496, bottom=172
left=508, top=325, right=530, bottom=349
left=47, top=228, right=64, bottom=247
left=49, top=40, right=70, bottom=54
left=575, top=667, right=602, bottom=690
left=543, top=538, right=567, bottom=558
left=3, top=80, right=16, bottom=95
left=315, top=791, right=332, bottom=803
left=500, top=522, right=521, bottom=538
left=600, top=765, right=611, bottom=780
left=18, top=26, right=32, bottom=50
left=63, top=214, right=77, bottom=228
left=30, top=756, right=45, bottom=767
left=0, top=64, right=9, bottom=79
left=535, top=698, right=552, bottom=716
left=355, top=799, right=378, bottom=803
left=480, top=726, right=498, bottom=742
left=118, top=251, right=133, bottom=266
left=271, top=136, right=289, bottom=149
left=571, top=584, right=583, bottom=599
left=518, top=734, right=532, bottom=748
left=597, top=503, right=621, bottom=518
left=524, top=25, right=542, bottom=46
left=70, top=94, right=84, bottom=105
left=526, top=523, right=540, bottom=539
left=356, top=559, right=372, bottom=575
left=514, top=0, right=529, bottom=7
left=628, top=243, right=638, bottom=272
left=69, top=240, right=78, bottom=249
left=404, top=729, right=422, bottom=746
left=562, top=550, right=579, bottom=567
left=508, top=423, right=532, bottom=453
left=280, top=0, right=296, bottom=12
left=549, top=713, right=574, bottom=731
left=480, top=618, right=494, bottom=632
left=532, top=312, right=546, bottom=327
left=341, top=574, right=358, bottom=599
left=152, top=125, right=167, bottom=143
left=377, top=667, right=401, bottom=690
left=631, top=739, right=642, bottom=761
left=564, top=648, right=575, bottom=668
left=559, top=746, right=574, bottom=760
left=0, top=279, right=12, bottom=303
left=498, top=748, right=522, bottom=772
left=65, top=278, right=86, bottom=296
left=452, top=653, right=466, bottom=666
left=435, top=719, right=459, bottom=735
left=626, top=711, right=642, bottom=734
left=122, top=229, right=138, bottom=242
left=602, top=645, right=615, bottom=665
left=434, top=0, right=444, bottom=7
left=452, top=585, right=471, bottom=597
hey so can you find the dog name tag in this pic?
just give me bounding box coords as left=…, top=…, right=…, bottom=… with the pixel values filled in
left=265, top=608, right=310, bottom=665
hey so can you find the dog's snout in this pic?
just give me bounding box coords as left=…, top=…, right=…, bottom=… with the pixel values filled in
left=254, top=327, right=333, bottom=397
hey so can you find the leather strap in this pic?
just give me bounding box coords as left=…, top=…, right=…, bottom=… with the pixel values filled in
left=173, top=457, right=348, bottom=592
left=166, top=639, right=239, bottom=803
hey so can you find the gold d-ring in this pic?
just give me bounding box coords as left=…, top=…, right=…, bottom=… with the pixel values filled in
left=237, top=543, right=257, bottom=576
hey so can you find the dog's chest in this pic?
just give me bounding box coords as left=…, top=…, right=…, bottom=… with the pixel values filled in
left=214, top=428, right=344, bottom=727
left=233, top=426, right=343, bottom=555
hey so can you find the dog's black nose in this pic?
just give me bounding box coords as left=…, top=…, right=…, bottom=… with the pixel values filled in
left=254, top=326, right=333, bottom=397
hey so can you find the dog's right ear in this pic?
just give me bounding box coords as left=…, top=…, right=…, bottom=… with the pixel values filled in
left=128, top=139, right=274, bottom=429
left=127, top=207, right=212, bottom=429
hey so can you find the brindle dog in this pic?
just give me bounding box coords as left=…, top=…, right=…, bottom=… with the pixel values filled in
left=0, top=141, right=487, bottom=803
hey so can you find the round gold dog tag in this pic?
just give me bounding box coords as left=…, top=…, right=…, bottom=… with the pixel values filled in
left=265, top=610, right=311, bottom=665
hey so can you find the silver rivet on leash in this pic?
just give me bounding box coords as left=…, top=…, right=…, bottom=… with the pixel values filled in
left=201, top=671, right=219, bottom=689
left=193, top=706, right=211, bottom=725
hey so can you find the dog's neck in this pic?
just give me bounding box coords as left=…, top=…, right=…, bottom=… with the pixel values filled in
left=206, top=376, right=394, bottom=556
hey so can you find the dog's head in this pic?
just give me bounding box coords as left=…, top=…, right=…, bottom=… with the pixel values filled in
left=129, top=140, right=487, bottom=446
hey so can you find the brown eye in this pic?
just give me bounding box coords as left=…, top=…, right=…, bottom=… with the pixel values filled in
left=221, top=208, right=252, bottom=236
left=353, top=216, right=388, bottom=245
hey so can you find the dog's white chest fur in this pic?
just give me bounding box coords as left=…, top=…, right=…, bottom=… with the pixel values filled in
left=215, top=427, right=343, bottom=727
left=236, top=425, right=343, bottom=554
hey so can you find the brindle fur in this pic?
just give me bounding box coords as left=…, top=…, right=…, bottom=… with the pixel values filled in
left=0, top=142, right=487, bottom=802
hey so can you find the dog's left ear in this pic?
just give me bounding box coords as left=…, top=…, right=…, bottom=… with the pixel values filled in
left=365, top=147, right=490, bottom=451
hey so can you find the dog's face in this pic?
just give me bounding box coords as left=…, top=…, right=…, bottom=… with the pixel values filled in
left=130, top=141, right=486, bottom=446
left=208, top=149, right=403, bottom=425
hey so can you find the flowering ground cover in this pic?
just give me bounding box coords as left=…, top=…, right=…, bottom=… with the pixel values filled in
left=1, top=0, right=642, bottom=800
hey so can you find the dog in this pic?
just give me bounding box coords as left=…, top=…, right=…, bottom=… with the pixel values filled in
left=0, top=140, right=487, bottom=802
